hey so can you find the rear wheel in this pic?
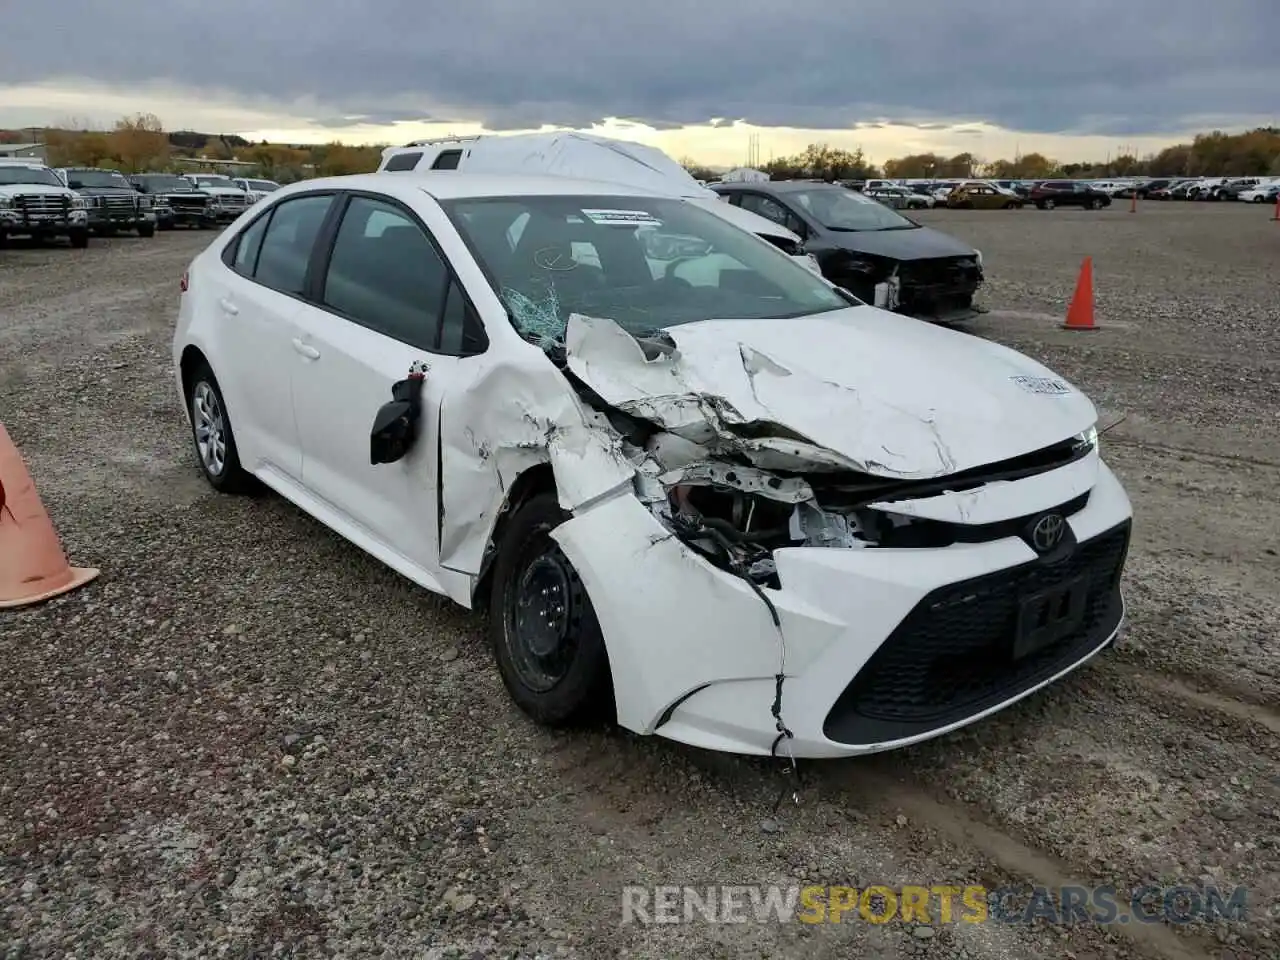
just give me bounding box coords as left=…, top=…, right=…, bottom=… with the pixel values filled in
left=186, top=363, right=254, bottom=494
left=488, top=492, right=613, bottom=726
left=1043, top=199, right=1056, bottom=210
left=1089, top=198, right=1103, bottom=210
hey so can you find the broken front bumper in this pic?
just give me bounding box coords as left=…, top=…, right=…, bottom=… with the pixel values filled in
left=553, top=460, right=1132, bottom=759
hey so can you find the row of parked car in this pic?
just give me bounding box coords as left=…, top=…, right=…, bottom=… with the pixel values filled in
left=844, top=175, right=1280, bottom=211
left=0, top=159, right=280, bottom=248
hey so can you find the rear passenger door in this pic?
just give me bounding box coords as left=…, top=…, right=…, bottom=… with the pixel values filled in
left=286, top=192, right=487, bottom=581
left=215, top=191, right=336, bottom=479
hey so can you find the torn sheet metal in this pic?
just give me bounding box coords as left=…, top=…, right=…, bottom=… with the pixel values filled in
left=660, top=461, right=814, bottom=504
left=563, top=312, right=1098, bottom=481
left=435, top=351, right=636, bottom=577
left=550, top=493, right=846, bottom=737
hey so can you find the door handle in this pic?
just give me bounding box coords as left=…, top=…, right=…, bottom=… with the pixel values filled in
left=217, top=297, right=239, bottom=315
left=292, top=338, right=320, bottom=360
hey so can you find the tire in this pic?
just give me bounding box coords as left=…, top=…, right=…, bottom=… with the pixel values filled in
left=1043, top=199, right=1056, bottom=210
left=68, top=229, right=89, bottom=249
left=1003, top=201, right=1016, bottom=209
left=488, top=491, right=613, bottom=726
left=137, top=222, right=155, bottom=238
left=1254, top=196, right=1267, bottom=204
left=186, top=363, right=254, bottom=494
left=1089, top=198, right=1102, bottom=210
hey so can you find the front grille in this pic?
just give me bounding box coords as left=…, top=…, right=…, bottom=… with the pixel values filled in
left=168, top=195, right=208, bottom=210
left=105, top=195, right=137, bottom=210
left=898, top=257, right=982, bottom=296
left=14, top=194, right=68, bottom=215
left=823, top=520, right=1130, bottom=745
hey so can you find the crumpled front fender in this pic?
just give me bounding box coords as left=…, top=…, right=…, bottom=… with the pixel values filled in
left=551, top=493, right=844, bottom=735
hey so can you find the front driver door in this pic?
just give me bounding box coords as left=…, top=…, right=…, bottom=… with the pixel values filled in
left=287, top=192, right=486, bottom=583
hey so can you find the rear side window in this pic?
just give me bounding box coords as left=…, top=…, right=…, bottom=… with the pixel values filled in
left=383, top=151, right=422, bottom=172
left=431, top=150, right=462, bottom=170
left=254, top=194, right=334, bottom=295
left=230, top=213, right=270, bottom=277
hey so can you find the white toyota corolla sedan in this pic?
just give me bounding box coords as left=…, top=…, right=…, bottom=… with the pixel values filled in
left=173, top=172, right=1132, bottom=759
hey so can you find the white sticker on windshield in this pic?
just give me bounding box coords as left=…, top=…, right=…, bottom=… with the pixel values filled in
left=581, top=208, right=662, bottom=226
left=1011, top=375, right=1072, bottom=396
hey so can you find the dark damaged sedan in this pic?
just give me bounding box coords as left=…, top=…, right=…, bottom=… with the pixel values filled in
left=710, top=181, right=984, bottom=323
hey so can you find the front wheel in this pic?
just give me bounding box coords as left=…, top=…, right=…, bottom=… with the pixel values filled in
left=137, top=222, right=156, bottom=238
left=488, top=492, right=613, bottom=726
left=186, top=363, right=254, bottom=494
left=68, top=229, right=89, bottom=249
left=1089, top=198, right=1103, bottom=210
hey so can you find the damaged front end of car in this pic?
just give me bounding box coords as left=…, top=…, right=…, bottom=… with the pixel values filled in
left=441, top=310, right=1132, bottom=759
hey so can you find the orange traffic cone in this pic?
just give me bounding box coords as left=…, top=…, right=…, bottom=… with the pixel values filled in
left=1272, top=194, right=1279, bottom=222
left=1062, top=257, right=1098, bottom=331
left=0, top=424, right=99, bottom=608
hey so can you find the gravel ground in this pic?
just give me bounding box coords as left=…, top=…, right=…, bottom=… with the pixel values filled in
left=1, top=201, right=1278, bottom=960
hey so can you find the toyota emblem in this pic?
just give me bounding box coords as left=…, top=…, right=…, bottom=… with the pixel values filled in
left=1031, top=513, right=1066, bottom=552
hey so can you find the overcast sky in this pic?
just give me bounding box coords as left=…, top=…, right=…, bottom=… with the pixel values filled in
left=1, top=0, right=1274, bottom=163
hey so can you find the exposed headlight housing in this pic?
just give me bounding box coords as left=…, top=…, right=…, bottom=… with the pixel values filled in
left=70, top=197, right=85, bottom=209
left=1073, top=424, right=1099, bottom=454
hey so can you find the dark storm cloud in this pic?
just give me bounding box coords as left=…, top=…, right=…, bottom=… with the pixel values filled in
left=4, top=0, right=1274, bottom=135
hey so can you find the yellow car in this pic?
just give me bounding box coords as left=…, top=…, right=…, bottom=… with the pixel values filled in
left=946, top=182, right=1024, bottom=210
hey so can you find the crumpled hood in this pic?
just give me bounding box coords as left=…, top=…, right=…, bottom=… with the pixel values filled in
left=830, top=225, right=977, bottom=261
left=564, top=308, right=1097, bottom=479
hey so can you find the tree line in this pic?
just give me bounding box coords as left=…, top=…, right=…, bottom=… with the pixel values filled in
left=9, top=116, right=1280, bottom=183
left=8, top=114, right=384, bottom=180
left=730, top=128, right=1280, bottom=181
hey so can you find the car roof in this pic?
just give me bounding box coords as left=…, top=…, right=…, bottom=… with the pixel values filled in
left=710, top=180, right=834, bottom=194
left=294, top=172, right=670, bottom=200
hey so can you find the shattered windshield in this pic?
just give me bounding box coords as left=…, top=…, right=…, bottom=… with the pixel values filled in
left=442, top=195, right=849, bottom=344
left=786, top=185, right=918, bottom=231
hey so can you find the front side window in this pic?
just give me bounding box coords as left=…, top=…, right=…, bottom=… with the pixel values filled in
left=738, top=194, right=809, bottom=236
left=442, top=194, right=849, bottom=343
left=321, top=196, right=451, bottom=351
left=253, top=194, right=334, bottom=295
left=432, top=150, right=462, bottom=170
left=383, top=152, right=422, bottom=172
